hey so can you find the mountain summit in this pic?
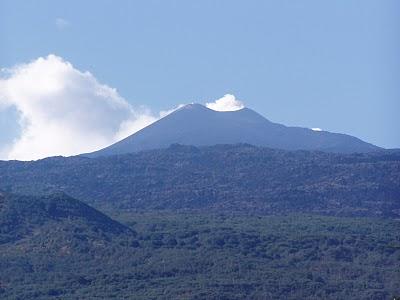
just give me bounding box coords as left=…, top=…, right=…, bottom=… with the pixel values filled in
left=86, top=104, right=380, bottom=157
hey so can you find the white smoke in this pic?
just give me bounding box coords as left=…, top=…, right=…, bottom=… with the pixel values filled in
left=206, top=94, right=244, bottom=111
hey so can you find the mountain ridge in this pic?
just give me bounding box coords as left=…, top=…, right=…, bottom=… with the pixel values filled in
left=2, top=144, right=398, bottom=218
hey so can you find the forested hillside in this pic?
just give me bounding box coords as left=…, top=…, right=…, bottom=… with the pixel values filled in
left=0, top=144, right=399, bottom=217
left=1, top=192, right=399, bottom=299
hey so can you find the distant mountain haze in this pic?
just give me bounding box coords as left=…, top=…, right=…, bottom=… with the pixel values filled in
left=85, top=104, right=381, bottom=157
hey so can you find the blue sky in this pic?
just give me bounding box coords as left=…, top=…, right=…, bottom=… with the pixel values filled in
left=0, top=0, right=399, bottom=159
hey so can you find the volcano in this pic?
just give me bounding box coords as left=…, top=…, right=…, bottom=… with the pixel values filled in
left=85, top=104, right=380, bottom=157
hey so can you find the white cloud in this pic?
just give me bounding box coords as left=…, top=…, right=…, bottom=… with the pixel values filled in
left=0, top=55, right=157, bottom=160
left=56, top=18, right=70, bottom=30
left=311, top=128, right=322, bottom=132
left=206, top=94, right=244, bottom=111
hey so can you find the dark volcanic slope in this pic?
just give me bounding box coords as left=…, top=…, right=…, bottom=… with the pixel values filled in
left=86, top=104, right=380, bottom=157
left=1, top=144, right=399, bottom=217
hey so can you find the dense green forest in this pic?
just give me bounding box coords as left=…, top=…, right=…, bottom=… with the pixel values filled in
left=1, top=145, right=399, bottom=299
left=1, top=192, right=399, bottom=299
left=0, top=144, right=399, bottom=217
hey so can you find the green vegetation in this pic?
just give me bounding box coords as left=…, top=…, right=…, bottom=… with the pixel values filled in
left=1, top=193, right=399, bottom=299
left=1, top=145, right=399, bottom=298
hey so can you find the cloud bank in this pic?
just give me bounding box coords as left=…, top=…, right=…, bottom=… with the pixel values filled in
left=206, top=94, right=244, bottom=112
left=0, top=55, right=245, bottom=160
left=0, top=55, right=157, bottom=160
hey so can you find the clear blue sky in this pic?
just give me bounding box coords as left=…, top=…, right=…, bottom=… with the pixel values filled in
left=1, top=0, right=399, bottom=149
